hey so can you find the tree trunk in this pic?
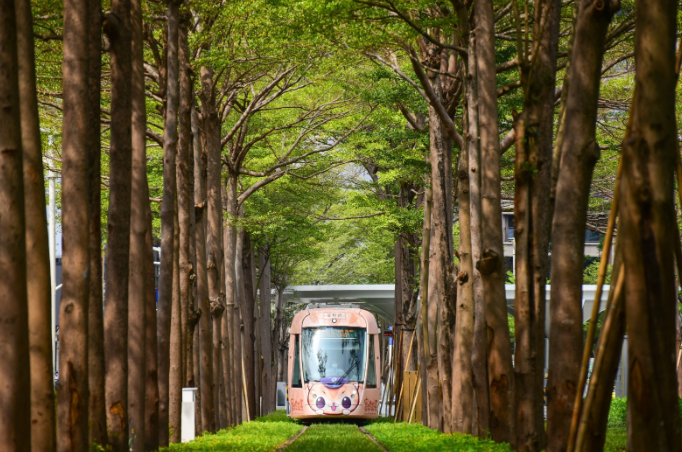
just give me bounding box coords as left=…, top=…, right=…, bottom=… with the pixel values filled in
left=177, top=18, right=193, bottom=393
left=259, top=248, right=274, bottom=415
left=418, top=175, right=432, bottom=426
left=86, top=0, right=106, bottom=447
left=157, top=0, right=180, bottom=446
left=429, top=92, right=455, bottom=431
left=512, top=1, right=561, bottom=450
left=451, top=69, right=476, bottom=435
left=200, top=64, right=227, bottom=426
left=621, top=1, right=681, bottom=447
left=210, top=301, right=225, bottom=428
left=473, top=0, right=515, bottom=443
left=103, top=0, right=134, bottom=447
left=464, top=33, right=490, bottom=438
left=0, top=2, right=31, bottom=450
left=144, top=197, right=159, bottom=452
left=194, top=102, right=214, bottom=432
left=222, top=174, right=238, bottom=425
left=16, top=0, right=57, bottom=449
left=547, top=1, right=618, bottom=450
left=577, top=247, right=625, bottom=452
left=128, top=0, right=147, bottom=446
left=58, top=0, right=91, bottom=449
left=169, top=206, right=183, bottom=442
left=242, top=233, right=257, bottom=419
left=236, top=223, right=248, bottom=420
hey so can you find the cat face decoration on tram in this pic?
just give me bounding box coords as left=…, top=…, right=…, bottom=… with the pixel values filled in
left=306, top=378, right=360, bottom=415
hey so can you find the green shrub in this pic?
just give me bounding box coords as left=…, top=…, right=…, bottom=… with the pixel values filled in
left=608, top=397, right=627, bottom=427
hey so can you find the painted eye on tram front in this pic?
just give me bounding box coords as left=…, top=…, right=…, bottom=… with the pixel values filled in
left=316, top=397, right=325, bottom=409
left=342, top=397, right=352, bottom=409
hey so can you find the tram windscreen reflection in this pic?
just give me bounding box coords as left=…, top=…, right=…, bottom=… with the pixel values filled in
left=301, top=327, right=367, bottom=383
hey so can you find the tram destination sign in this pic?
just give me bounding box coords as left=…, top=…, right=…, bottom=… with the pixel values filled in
left=315, top=327, right=361, bottom=339
left=322, top=313, right=346, bottom=320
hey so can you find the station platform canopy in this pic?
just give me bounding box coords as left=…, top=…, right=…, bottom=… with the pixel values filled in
left=283, top=284, right=611, bottom=335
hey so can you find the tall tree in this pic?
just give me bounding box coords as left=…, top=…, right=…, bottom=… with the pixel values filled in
left=199, top=64, right=228, bottom=427
left=0, top=1, right=31, bottom=450
left=15, top=0, right=56, bottom=449
left=177, top=16, right=193, bottom=392
left=473, top=0, right=515, bottom=442
left=144, top=196, right=160, bottom=452
left=193, top=101, right=215, bottom=432
left=103, top=0, right=134, bottom=447
left=512, top=0, right=562, bottom=449
left=621, top=0, right=681, bottom=448
left=86, top=0, right=107, bottom=447
left=158, top=0, right=181, bottom=445
left=58, top=0, right=91, bottom=449
left=128, top=0, right=148, bottom=447
left=547, top=0, right=620, bottom=450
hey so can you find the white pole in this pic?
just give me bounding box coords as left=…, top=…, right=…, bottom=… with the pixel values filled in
left=47, top=140, right=56, bottom=373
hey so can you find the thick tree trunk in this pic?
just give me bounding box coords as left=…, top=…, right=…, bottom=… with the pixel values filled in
left=200, top=64, right=227, bottom=426
left=144, top=198, right=159, bottom=452
left=428, top=93, right=455, bottom=431
left=242, top=233, right=257, bottom=418
left=103, top=0, right=134, bottom=447
left=259, top=248, right=274, bottom=415
left=621, top=1, right=681, bottom=447
left=464, top=35, right=490, bottom=438
left=473, top=0, right=515, bottom=443
left=157, top=1, right=180, bottom=446
left=16, top=0, right=57, bottom=449
left=177, top=19, right=193, bottom=393
left=194, top=103, right=214, bottom=432
left=451, top=72, right=476, bottom=435
left=547, top=1, right=618, bottom=450
left=58, top=0, right=91, bottom=449
left=128, top=0, right=147, bottom=446
left=512, top=1, right=561, bottom=450
left=169, top=208, right=183, bottom=442
left=86, top=0, right=106, bottom=447
left=0, top=3, right=31, bottom=451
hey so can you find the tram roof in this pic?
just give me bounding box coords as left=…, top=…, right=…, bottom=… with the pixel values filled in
left=282, top=284, right=612, bottom=335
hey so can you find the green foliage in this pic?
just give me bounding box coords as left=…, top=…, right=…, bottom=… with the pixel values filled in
left=364, top=422, right=512, bottom=452
left=163, top=411, right=301, bottom=451
left=287, top=423, right=383, bottom=452
left=608, top=398, right=627, bottom=428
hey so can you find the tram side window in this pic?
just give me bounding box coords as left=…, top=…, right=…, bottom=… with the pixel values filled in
left=292, top=334, right=302, bottom=388
left=366, top=335, right=377, bottom=388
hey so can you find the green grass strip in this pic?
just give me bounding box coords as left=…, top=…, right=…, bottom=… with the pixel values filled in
left=285, top=423, right=384, bottom=452
left=364, top=421, right=512, bottom=452
left=163, top=411, right=302, bottom=452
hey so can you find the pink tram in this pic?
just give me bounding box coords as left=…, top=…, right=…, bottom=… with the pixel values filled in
left=286, top=304, right=381, bottom=420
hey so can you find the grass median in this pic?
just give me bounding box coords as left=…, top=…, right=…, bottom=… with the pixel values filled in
left=163, top=410, right=302, bottom=452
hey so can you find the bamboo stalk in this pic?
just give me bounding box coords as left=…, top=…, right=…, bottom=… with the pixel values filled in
left=567, top=159, right=623, bottom=452
left=394, top=330, right=417, bottom=423
left=242, top=345, right=250, bottom=422
left=408, top=377, right=422, bottom=424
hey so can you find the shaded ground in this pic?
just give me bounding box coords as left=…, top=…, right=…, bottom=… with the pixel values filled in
left=165, top=410, right=628, bottom=451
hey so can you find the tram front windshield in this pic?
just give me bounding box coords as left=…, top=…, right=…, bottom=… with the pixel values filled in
left=301, top=327, right=366, bottom=383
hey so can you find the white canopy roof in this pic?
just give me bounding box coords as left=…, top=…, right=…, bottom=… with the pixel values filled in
left=283, top=284, right=611, bottom=336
